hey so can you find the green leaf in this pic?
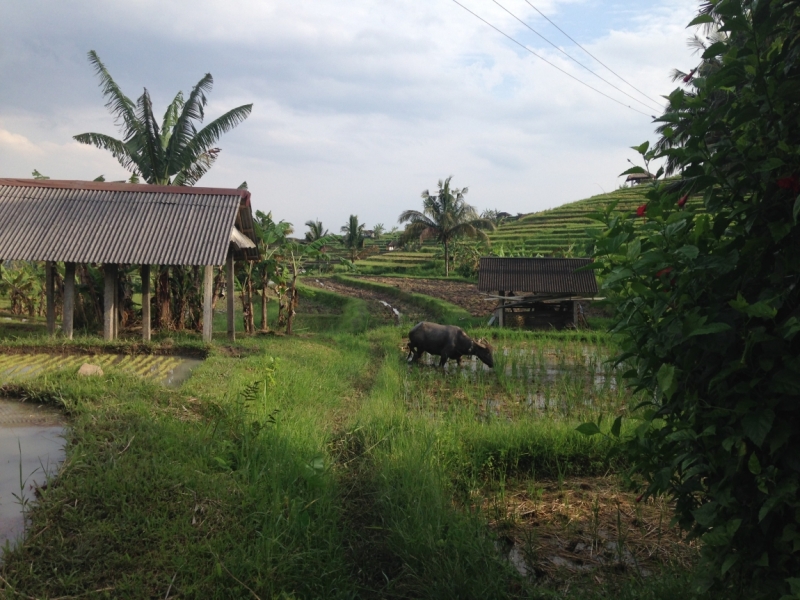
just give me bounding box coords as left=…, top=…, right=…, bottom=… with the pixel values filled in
left=748, top=452, right=762, bottom=475
left=631, top=141, right=650, bottom=155
left=793, top=196, right=800, bottom=224
left=756, top=157, right=785, bottom=172
left=619, top=166, right=647, bottom=176
left=610, top=416, right=622, bottom=438
left=746, top=301, right=778, bottom=319
left=702, top=41, right=727, bottom=59
left=576, top=422, right=602, bottom=436
left=687, top=322, right=731, bottom=337
left=676, top=244, right=699, bottom=260
left=721, top=553, right=739, bottom=575
left=742, top=410, right=774, bottom=447
left=693, top=501, right=718, bottom=527
left=687, top=13, right=715, bottom=26
left=657, top=363, right=677, bottom=400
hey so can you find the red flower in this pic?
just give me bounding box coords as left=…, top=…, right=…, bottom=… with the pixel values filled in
left=682, top=69, right=696, bottom=83
left=635, top=494, right=644, bottom=503
left=656, top=267, right=674, bottom=278
left=777, top=175, right=800, bottom=193
left=636, top=204, right=647, bottom=217
left=678, top=194, right=688, bottom=208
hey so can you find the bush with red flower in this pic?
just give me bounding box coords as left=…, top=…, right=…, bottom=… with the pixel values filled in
left=584, top=1, right=800, bottom=596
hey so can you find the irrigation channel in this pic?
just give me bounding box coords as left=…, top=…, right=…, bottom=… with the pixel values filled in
left=0, top=354, right=202, bottom=555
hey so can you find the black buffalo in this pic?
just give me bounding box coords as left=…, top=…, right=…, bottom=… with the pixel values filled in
left=407, top=321, right=494, bottom=368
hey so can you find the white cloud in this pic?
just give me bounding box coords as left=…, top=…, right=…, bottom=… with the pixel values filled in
left=0, top=0, right=702, bottom=231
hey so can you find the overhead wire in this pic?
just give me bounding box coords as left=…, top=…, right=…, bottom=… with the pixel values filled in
left=449, top=0, right=657, bottom=119
left=490, top=0, right=665, bottom=113
left=522, top=0, right=664, bottom=107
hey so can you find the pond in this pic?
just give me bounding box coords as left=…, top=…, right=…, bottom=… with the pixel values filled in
left=0, top=399, right=65, bottom=555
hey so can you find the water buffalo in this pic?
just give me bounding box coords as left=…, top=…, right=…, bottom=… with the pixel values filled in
left=407, top=321, right=494, bottom=368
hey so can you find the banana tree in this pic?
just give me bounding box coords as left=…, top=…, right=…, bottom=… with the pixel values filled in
left=282, top=236, right=336, bottom=335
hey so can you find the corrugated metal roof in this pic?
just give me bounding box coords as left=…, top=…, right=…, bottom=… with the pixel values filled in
left=478, top=257, right=598, bottom=295
left=0, top=179, right=258, bottom=265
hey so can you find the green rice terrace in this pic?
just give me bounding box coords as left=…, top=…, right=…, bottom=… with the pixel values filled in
left=0, top=275, right=704, bottom=599
left=350, top=186, right=662, bottom=276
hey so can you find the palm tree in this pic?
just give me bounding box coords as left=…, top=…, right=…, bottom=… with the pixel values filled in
left=74, top=51, right=252, bottom=185
left=398, top=176, right=494, bottom=276
left=74, top=51, right=252, bottom=332
left=304, top=220, right=329, bottom=242
left=340, top=215, right=366, bottom=261
left=372, top=223, right=385, bottom=240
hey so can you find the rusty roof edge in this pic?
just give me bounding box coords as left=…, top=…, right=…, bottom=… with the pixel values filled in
left=0, top=179, right=250, bottom=199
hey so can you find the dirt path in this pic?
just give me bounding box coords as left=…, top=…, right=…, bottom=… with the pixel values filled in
left=306, top=278, right=432, bottom=324
left=358, top=277, right=491, bottom=317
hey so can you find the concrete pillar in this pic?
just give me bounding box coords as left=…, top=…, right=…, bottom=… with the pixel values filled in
left=141, top=264, right=151, bottom=342
left=63, top=263, right=75, bottom=339
left=202, top=265, right=214, bottom=343
left=45, top=261, right=55, bottom=336
left=227, top=250, right=235, bottom=342
left=103, top=264, right=117, bottom=341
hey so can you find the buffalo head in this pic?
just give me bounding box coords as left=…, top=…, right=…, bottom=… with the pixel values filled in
left=473, top=338, right=494, bottom=368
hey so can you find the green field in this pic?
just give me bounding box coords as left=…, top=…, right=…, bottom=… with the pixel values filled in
left=0, top=282, right=712, bottom=599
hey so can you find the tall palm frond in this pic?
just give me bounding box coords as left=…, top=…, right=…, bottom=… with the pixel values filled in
left=305, top=220, right=328, bottom=242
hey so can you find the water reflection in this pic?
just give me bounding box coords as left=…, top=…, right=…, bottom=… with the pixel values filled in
left=0, top=400, right=65, bottom=555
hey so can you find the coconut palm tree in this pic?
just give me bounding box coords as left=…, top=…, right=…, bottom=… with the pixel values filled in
left=398, top=176, right=494, bottom=276
left=340, top=215, right=366, bottom=261
left=304, top=219, right=329, bottom=242
left=74, top=51, right=252, bottom=186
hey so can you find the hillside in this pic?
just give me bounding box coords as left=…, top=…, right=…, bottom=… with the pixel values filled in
left=488, top=186, right=650, bottom=257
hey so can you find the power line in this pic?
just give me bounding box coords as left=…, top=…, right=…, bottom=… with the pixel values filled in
left=490, top=0, right=664, bottom=113
left=522, top=0, right=664, bottom=107
left=449, top=0, right=656, bottom=118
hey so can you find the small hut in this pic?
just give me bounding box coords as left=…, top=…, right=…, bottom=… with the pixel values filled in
left=0, top=179, right=258, bottom=342
left=478, top=257, right=598, bottom=329
left=625, top=172, right=654, bottom=186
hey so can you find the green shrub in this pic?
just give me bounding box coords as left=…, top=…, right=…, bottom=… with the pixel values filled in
left=587, top=1, right=800, bottom=595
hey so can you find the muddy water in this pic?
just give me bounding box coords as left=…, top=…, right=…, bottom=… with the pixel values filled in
left=0, top=399, right=65, bottom=553
left=0, top=354, right=203, bottom=388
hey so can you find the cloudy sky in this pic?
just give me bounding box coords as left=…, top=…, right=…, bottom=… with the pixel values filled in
left=0, top=0, right=700, bottom=235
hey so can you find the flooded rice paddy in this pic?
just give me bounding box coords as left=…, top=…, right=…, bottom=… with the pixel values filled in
left=0, top=399, right=65, bottom=554
left=409, top=341, right=630, bottom=420
left=0, top=354, right=203, bottom=387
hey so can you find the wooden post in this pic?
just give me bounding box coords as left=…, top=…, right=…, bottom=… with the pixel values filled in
left=498, top=290, right=505, bottom=328
left=63, top=263, right=75, bottom=339
left=45, top=261, right=55, bottom=336
left=203, top=265, right=214, bottom=343
left=141, top=264, right=151, bottom=342
left=227, top=250, right=235, bottom=342
left=113, top=272, right=119, bottom=339
left=103, top=264, right=117, bottom=341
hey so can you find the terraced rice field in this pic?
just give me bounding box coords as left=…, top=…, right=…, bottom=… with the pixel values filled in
left=489, top=185, right=704, bottom=256
left=488, top=187, right=649, bottom=256
left=0, top=353, right=201, bottom=386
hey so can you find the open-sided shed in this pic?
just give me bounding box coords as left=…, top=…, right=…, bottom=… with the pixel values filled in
left=478, top=257, right=598, bottom=328
left=0, top=179, right=258, bottom=342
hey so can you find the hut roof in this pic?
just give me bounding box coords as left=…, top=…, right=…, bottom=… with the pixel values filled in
left=625, top=172, right=654, bottom=182
left=0, top=179, right=258, bottom=265
left=478, top=257, right=598, bottom=295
